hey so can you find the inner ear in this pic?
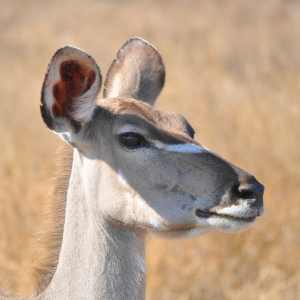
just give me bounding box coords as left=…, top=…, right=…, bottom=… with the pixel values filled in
left=52, top=60, right=96, bottom=117
left=103, top=37, right=165, bottom=106
left=41, top=46, right=102, bottom=133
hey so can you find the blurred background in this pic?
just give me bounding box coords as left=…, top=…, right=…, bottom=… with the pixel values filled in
left=0, top=0, right=299, bottom=299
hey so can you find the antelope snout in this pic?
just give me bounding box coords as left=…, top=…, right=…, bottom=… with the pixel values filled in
left=231, top=175, right=264, bottom=215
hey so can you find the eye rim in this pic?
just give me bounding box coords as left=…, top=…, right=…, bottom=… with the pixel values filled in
left=118, top=132, right=150, bottom=150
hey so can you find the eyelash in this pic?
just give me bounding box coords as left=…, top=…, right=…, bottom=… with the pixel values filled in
left=118, top=132, right=150, bottom=150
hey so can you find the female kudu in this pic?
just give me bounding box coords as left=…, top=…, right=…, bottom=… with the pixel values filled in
left=1, top=37, right=263, bottom=300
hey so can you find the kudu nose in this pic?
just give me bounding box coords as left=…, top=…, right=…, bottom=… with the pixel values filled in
left=231, top=176, right=264, bottom=211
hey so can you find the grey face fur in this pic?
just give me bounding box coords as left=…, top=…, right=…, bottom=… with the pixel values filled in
left=41, top=37, right=264, bottom=237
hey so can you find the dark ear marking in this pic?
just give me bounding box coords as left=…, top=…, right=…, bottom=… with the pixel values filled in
left=52, top=60, right=96, bottom=118
left=40, top=46, right=101, bottom=134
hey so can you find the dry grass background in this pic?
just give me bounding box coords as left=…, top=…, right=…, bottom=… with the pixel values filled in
left=0, top=0, right=299, bottom=299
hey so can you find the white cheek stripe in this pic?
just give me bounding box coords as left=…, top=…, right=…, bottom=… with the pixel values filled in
left=155, top=142, right=208, bottom=154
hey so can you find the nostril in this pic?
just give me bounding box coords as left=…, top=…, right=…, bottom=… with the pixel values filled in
left=238, top=187, right=255, bottom=199
left=229, top=178, right=264, bottom=210
left=231, top=183, right=256, bottom=199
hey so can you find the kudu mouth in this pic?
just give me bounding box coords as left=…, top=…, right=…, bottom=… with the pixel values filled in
left=195, top=209, right=258, bottom=223
left=195, top=176, right=264, bottom=224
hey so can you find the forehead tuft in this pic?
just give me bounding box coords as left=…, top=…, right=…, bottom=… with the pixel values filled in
left=98, top=97, right=193, bottom=136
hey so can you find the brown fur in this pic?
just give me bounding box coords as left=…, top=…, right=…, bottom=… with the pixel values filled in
left=100, top=97, right=195, bottom=142
left=101, top=98, right=158, bottom=123
left=53, top=60, right=96, bottom=117
left=31, top=144, right=73, bottom=294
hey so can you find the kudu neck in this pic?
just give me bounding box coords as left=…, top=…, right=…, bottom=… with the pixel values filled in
left=45, top=149, right=146, bottom=300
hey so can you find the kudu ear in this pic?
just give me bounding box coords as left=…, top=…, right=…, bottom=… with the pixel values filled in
left=103, top=37, right=165, bottom=106
left=40, top=46, right=102, bottom=135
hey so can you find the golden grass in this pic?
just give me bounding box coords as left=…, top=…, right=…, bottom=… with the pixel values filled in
left=0, top=0, right=299, bottom=299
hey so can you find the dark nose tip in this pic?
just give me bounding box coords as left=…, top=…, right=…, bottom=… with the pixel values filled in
left=231, top=176, right=264, bottom=209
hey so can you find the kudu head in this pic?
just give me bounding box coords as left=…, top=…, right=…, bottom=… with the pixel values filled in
left=41, top=37, right=264, bottom=237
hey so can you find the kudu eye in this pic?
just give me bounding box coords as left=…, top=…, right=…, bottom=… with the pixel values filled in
left=119, top=132, right=149, bottom=150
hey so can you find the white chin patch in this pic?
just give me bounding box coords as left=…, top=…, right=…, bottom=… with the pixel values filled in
left=214, top=202, right=255, bottom=219
left=208, top=216, right=253, bottom=232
